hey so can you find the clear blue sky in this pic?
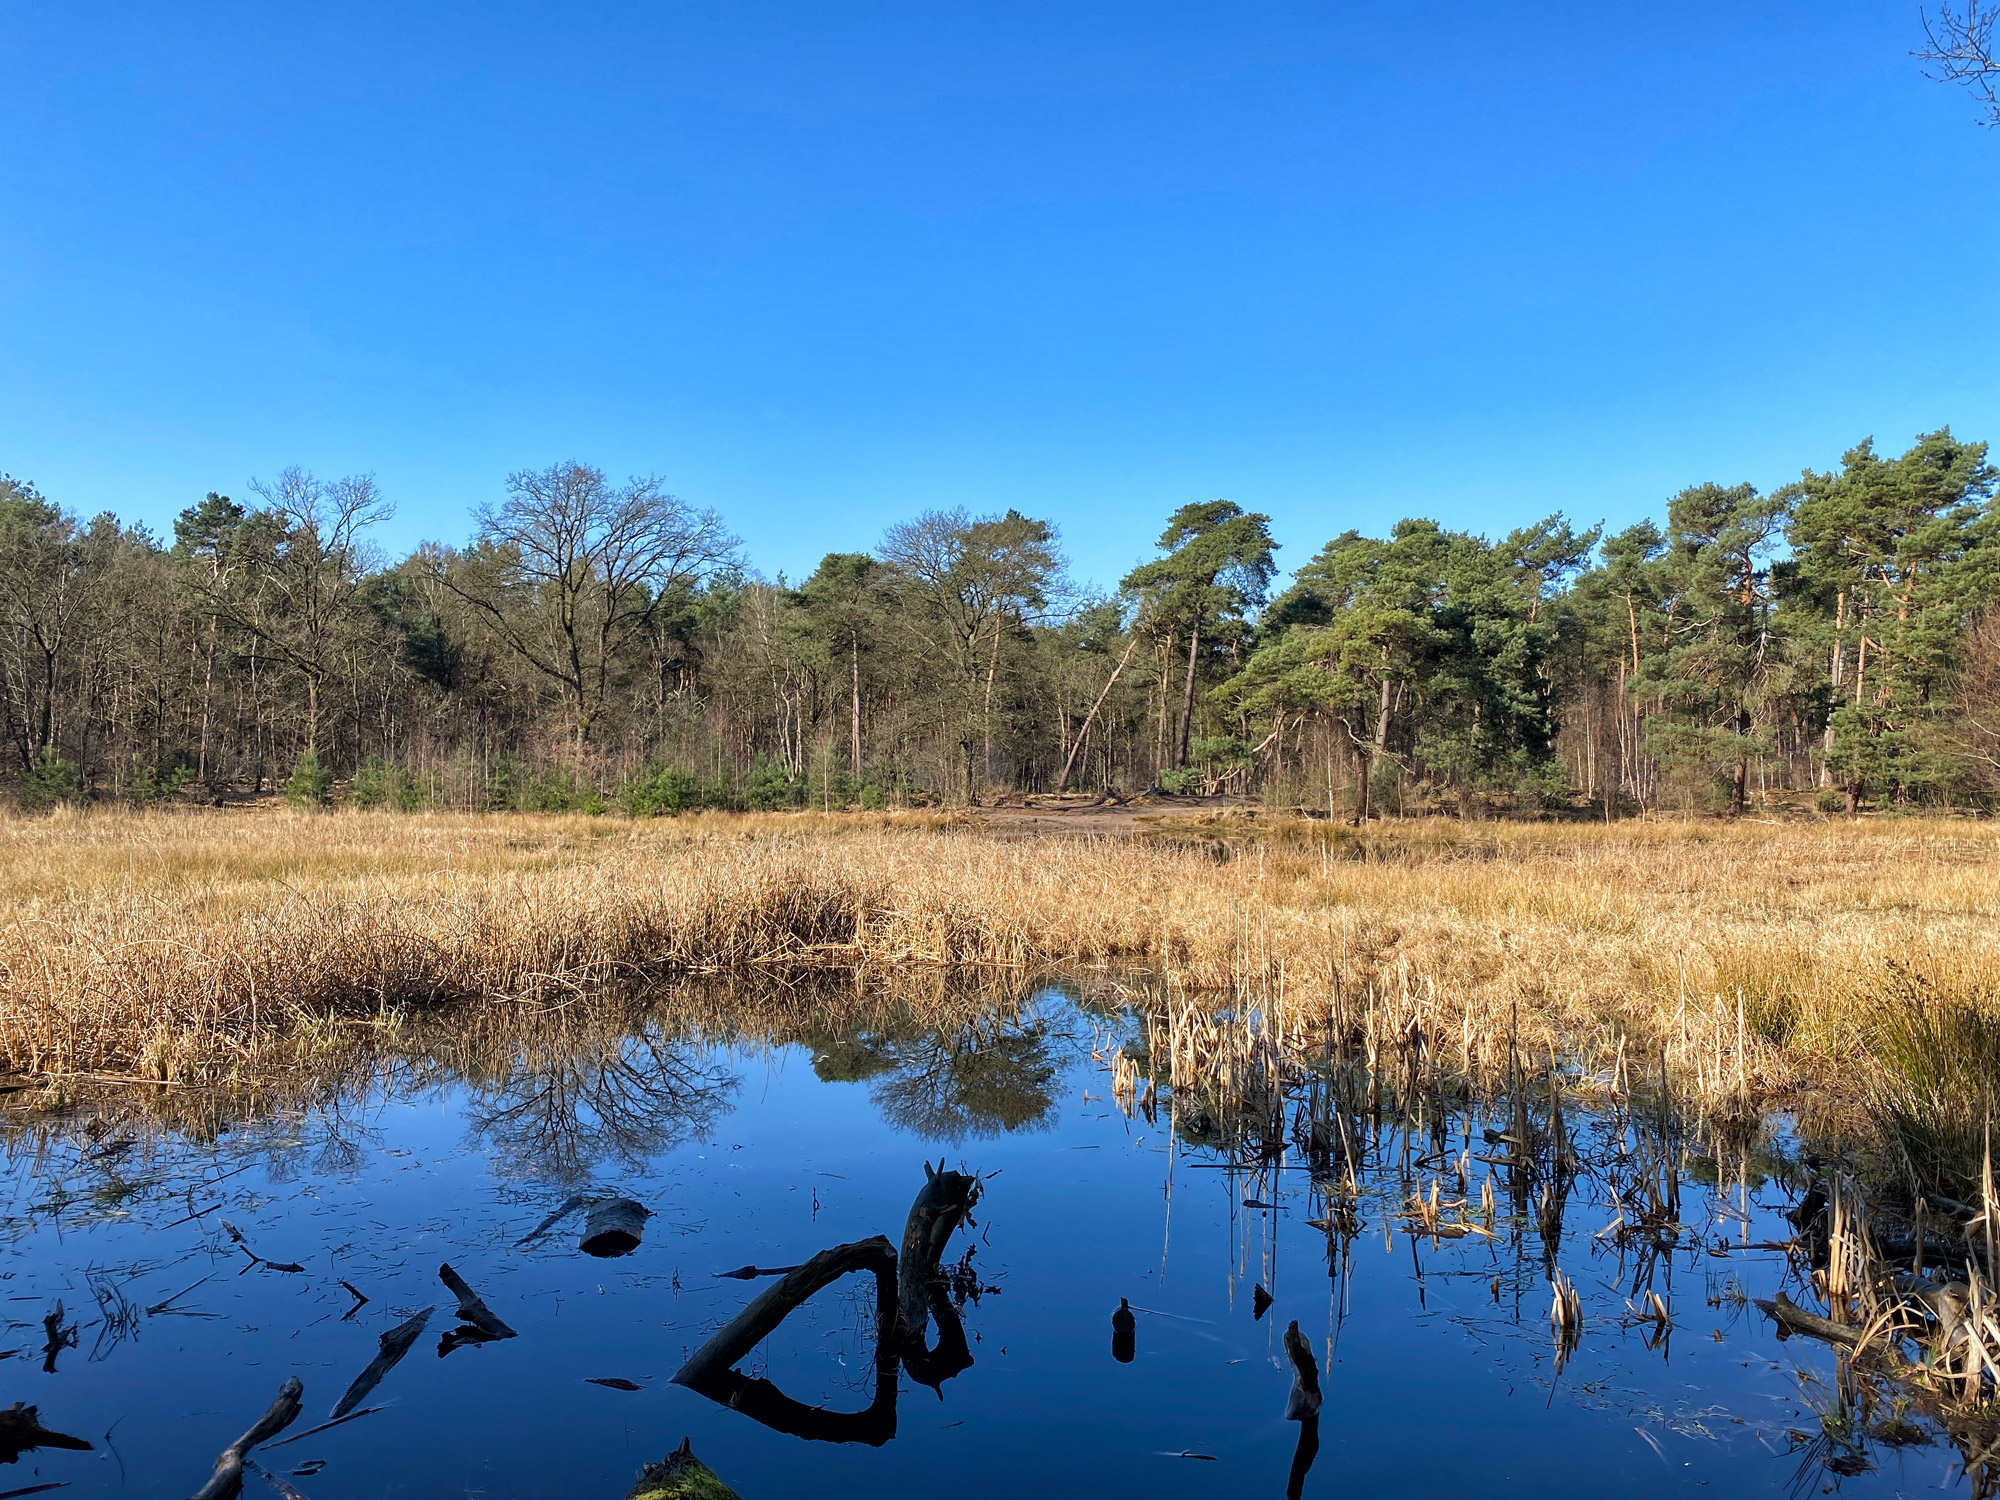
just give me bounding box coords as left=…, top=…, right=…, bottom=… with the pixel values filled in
left=2, top=1, right=1994, bottom=592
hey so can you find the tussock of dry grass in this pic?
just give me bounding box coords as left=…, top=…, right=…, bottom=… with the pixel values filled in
left=0, top=806, right=1996, bottom=1100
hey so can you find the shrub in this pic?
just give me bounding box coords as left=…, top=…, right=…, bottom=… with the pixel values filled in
left=744, top=758, right=801, bottom=811
left=799, top=769, right=885, bottom=810
left=350, top=757, right=390, bottom=809
left=128, top=763, right=193, bottom=808
left=624, top=765, right=703, bottom=817
left=19, top=748, right=84, bottom=811
left=1514, top=757, right=1572, bottom=813
left=285, top=750, right=334, bottom=809
left=351, top=757, right=429, bottom=811
left=489, top=757, right=605, bottom=814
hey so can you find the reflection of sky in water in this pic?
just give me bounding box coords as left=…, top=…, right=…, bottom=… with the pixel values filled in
left=0, top=987, right=1962, bottom=1498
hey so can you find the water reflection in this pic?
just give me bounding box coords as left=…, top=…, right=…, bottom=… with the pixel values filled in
left=462, top=1023, right=739, bottom=1182
left=809, top=1012, right=1066, bottom=1143
left=1, top=980, right=1995, bottom=1498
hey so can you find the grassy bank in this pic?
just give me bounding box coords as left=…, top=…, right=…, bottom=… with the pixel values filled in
left=0, top=807, right=1996, bottom=1115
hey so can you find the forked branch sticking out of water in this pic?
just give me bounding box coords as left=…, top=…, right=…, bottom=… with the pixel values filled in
left=670, top=1163, right=982, bottom=1445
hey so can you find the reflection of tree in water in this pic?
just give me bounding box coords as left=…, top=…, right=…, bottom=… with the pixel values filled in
left=812, top=1013, right=1063, bottom=1143
left=464, top=1023, right=739, bottom=1181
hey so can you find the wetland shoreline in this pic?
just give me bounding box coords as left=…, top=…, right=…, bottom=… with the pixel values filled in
left=0, top=807, right=1994, bottom=1136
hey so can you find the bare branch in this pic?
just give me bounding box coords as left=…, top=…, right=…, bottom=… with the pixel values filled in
left=1917, top=1, right=2000, bottom=124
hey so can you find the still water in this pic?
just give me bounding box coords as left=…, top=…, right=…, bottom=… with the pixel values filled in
left=0, top=987, right=1956, bottom=1498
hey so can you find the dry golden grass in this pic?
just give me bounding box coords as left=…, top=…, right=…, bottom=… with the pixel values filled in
left=0, top=805, right=1995, bottom=1102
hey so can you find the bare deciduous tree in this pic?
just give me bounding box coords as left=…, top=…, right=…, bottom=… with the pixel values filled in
left=437, top=462, right=737, bottom=754
left=1918, top=1, right=2000, bottom=124
left=194, top=468, right=391, bottom=755
left=1959, top=607, right=2000, bottom=786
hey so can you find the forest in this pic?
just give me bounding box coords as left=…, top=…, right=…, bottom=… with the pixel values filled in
left=0, top=427, right=1994, bottom=819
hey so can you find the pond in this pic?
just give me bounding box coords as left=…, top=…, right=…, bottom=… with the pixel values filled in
left=0, top=985, right=1966, bottom=1498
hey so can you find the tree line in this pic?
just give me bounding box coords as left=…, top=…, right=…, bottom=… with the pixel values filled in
left=0, top=430, right=1994, bottom=818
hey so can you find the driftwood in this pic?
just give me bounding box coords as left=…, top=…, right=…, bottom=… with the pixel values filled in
left=520, top=1195, right=654, bottom=1258
left=331, top=1307, right=433, bottom=1418
left=672, top=1166, right=982, bottom=1444
left=627, top=1438, right=741, bottom=1500
left=240, top=1460, right=308, bottom=1500
left=438, top=1263, right=516, bottom=1353
left=715, top=1265, right=799, bottom=1280
left=0, top=1403, right=91, bottom=1464
left=897, top=1164, right=978, bottom=1338
left=39, top=1305, right=74, bottom=1375
left=674, top=1237, right=897, bottom=1390
left=581, top=1199, right=651, bottom=1258
left=1281, top=1319, right=1323, bottom=1499
left=894, top=1164, right=979, bottom=1389
left=672, top=1236, right=900, bottom=1446
left=1754, top=1292, right=1863, bottom=1348
left=1282, top=1320, right=1322, bottom=1419
left=188, top=1376, right=303, bottom=1500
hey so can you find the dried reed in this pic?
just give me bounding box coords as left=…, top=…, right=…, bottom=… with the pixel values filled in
left=0, top=807, right=1994, bottom=1097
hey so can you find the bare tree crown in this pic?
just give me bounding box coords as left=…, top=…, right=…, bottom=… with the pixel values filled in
left=1918, top=1, right=2000, bottom=124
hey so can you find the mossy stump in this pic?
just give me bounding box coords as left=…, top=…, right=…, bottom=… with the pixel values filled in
left=626, top=1438, right=739, bottom=1500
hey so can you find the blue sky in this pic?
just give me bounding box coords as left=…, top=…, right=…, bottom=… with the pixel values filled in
left=2, top=1, right=1994, bottom=593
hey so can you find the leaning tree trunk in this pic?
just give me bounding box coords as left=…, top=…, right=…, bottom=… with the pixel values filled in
left=1058, top=633, right=1139, bottom=792
left=1176, top=619, right=1201, bottom=770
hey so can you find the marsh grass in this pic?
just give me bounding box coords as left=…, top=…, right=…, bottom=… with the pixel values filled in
left=0, top=806, right=1995, bottom=1117
left=1866, top=986, right=2000, bottom=1199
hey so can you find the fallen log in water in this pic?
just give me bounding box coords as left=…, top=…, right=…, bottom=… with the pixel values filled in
left=581, top=1199, right=652, bottom=1258
left=1754, top=1292, right=1863, bottom=1349
left=671, top=1236, right=901, bottom=1446
left=187, top=1376, right=303, bottom=1500
left=626, top=1438, right=740, bottom=1500
left=332, top=1307, right=433, bottom=1418
left=520, top=1195, right=656, bottom=1258
left=673, top=1238, right=897, bottom=1391
left=673, top=1165, right=981, bottom=1443
left=439, top=1263, right=516, bottom=1341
